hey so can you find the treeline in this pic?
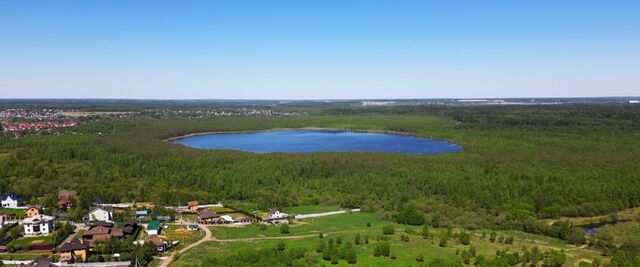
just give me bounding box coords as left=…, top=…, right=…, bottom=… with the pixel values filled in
left=329, top=104, right=640, bottom=129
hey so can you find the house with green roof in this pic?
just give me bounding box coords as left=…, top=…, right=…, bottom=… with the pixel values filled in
left=146, top=220, right=160, bottom=235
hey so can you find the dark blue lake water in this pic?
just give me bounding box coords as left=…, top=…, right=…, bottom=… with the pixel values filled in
left=171, top=130, right=463, bottom=154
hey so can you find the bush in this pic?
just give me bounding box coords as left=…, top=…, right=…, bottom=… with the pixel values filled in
left=276, top=241, right=285, bottom=251
left=422, top=225, right=430, bottom=239
left=279, top=224, right=290, bottom=234
left=439, top=236, right=448, bottom=247
left=505, top=235, right=515, bottom=244
left=416, top=253, right=424, bottom=262
left=382, top=225, right=395, bottom=235
left=458, top=231, right=471, bottom=245
left=346, top=249, right=357, bottom=264
left=316, top=240, right=326, bottom=253
left=373, top=242, right=391, bottom=257
left=395, top=204, right=425, bottom=225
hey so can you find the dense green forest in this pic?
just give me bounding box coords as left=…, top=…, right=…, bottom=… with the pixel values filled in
left=1, top=105, right=640, bottom=234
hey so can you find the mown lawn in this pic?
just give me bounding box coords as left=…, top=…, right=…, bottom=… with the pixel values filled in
left=8, top=235, right=55, bottom=247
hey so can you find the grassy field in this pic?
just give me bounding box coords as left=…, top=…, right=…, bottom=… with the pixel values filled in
left=8, top=235, right=55, bottom=247
left=209, top=206, right=236, bottom=213
left=173, top=212, right=606, bottom=266
left=210, top=212, right=409, bottom=240
left=159, top=225, right=204, bottom=251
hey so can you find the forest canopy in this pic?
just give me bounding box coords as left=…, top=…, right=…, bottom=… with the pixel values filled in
left=1, top=104, right=639, bottom=232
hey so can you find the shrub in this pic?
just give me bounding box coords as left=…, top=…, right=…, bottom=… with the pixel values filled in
left=316, top=240, right=326, bottom=253
left=416, top=254, right=424, bottom=262
left=346, top=249, right=357, bottom=264
left=276, top=241, right=285, bottom=251
left=279, top=224, right=290, bottom=234
left=382, top=225, right=395, bottom=235
left=458, top=231, right=471, bottom=245
left=439, top=236, right=448, bottom=247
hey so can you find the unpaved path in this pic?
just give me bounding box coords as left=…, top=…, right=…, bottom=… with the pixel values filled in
left=158, top=224, right=214, bottom=267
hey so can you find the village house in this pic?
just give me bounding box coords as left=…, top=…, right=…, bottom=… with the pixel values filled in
left=1, top=192, right=21, bottom=208
left=85, top=207, right=113, bottom=222
left=122, top=220, right=137, bottom=236
left=146, top=220, right=160, bottom=235
left=144, top=236, right=167, bottom=253
left=57, top=198, right=73, bottom=210
left=187, top=201, right=199, bottom=212
left=23, top=214, right=55, bottom=236
left=26, top=205, right=42, bottom=217
left=267, top=208, right=288, bottom=220
left=197, top=208, right=220, bottom=224
left=81, top=221, right=136, bottom=249
left=82, top=224, right=112, bottom=248
left=57, top=189, right=78, bottom=210
left=54, top=238, right=89, bottom=262
left=58, top=189, right=78, bottom=200
left=135, top=210, right=148, bottom=218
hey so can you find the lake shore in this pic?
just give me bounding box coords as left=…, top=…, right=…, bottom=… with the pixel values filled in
left=163, top=127, right=433, bottom=142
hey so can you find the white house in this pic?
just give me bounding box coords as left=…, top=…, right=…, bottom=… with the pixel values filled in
left=1, top=193, right=21, bottom=208
left=267, top=208, right=288, bottom=220
left=23, top=214, right=55, bottom=236
left=86, top=207, right=113, bottom=222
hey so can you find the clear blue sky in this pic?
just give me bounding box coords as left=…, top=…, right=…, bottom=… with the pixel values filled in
left=1, top=0, right=638, bottom=99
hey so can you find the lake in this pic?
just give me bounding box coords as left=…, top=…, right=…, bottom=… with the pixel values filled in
left=171, top=130, right=463, bottom=154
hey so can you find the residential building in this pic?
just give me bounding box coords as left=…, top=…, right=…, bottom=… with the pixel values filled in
left=146, top=220, right=160, bottom=235
left=267, top=208, right=288, bottom=220
left=57, top=198, right=73, bottom=210
left=58, top=189, right=78, bottom=201
left=54, top=238, right=89, bottom=262
left=187, top=201, right=199, bottom=211
left=197, top=208, right=220, bottom=224
left=23, top=214, right=55, bottom=236
left=144, top=236, right=167, bottom=253
left=135, top=210, right=148, bottom=218
left=1, top=192, right=21, bottom=208
left=57, top=189, right=78, bottom=210
left=26, top=205, right=42, bottom=217
left=86, top=207, right=113, bottom=222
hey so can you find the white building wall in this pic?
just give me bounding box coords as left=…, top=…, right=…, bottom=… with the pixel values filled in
left=1, top=196, right=19, bottom=208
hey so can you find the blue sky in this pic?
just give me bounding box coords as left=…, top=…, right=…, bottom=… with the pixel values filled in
left=1, top=0, right=638, bottom=99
